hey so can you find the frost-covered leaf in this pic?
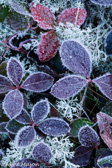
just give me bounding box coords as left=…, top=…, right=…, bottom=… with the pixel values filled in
left=31, top=99, right=50, bottom=123
left=78, top=125, right=100, bottom=147
left=95, top=148, right=112, bottom=168
left=8, top=0, right=32, bottom=17
left=32, top=142, right=52, bottom=162
left=5, top=11, right=29, bottom=33
left=3, top=90, right=24, bottom=119
left=90, top=0, right=112, bottom=6
left=11, top=158, right=40, bottom=168
left=0, top=122, right=7, bottom=133
left=7, top=58, right=23, bottom=86
left=0, top=61, right=7, bottom=76
left=71, top=145, right=93, bottom=167
left=104, top=30, right=112, bottom=56
left=38, top=30, right=59, bottom=62
left=70, top=119, right=94, bottom=137
left=60, top=40, right=92, bottom=78
left=15, top=126, right=36, bottom=147
left=102, top=101, right=112, bottom=116
left=15, top=109, right=31, bottom=124
left=6, top=119, right=24, bottom=134
left=97, top=112, right=112, bottom=150
left=31, top=3, right=55, bottom=30
left=38, top=118, right=70, bottom=137
left=51, top=75, right=87, bottom=99
left=98, top=155, right=112, bottom=168
left=0, top=5, right=9, bottom=22
left=93, top=73, right=112, bottom=100
left=0, top=75, right=13, bottom=94
left=21, top=72, right=54, bottom=93
left=57, top=8, right=87, bottom=27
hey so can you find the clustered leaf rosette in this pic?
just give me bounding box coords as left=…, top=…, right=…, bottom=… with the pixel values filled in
left=5, top=99, right=70, bottom=147
left=0, top=57, right=54, bottom=119
left=50, top=40, right=112, bottom=100
left=30, top=3, right=87, bottom=62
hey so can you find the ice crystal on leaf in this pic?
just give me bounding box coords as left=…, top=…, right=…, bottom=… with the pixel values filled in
left=38, top=30, right=59, bottom=62
left=57, top=8, right=87, bottom=27
left=15, top=109, right=32, bottom=124
left=0, top=75, right=13, bottom=94
left=32, top=142, right=52, bottom=162
left=78, top=125, right=100, bottom=147
left=3, top=89, right=24, bottom=119
left=90, top=0, right=112, bottom=6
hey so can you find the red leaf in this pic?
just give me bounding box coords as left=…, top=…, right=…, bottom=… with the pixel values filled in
left=57, top=8, right=87, bottom=27
left=97, top=112, right=112, bottom=150
left=93, top=73, right=112, bottom=100
left=38, top=30, right=59, bottom=62
left=31, top=3, right=55, bottom=30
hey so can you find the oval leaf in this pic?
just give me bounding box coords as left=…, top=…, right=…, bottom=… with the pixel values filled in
left=38, top=118, right=70, bottom=137
left=78, top=125, right=100, bottom=147
left=38, top=30, right=59, bottom=62
left=32, top=142, right=52, bottom=162
left=15, top=109, right=31, bottom=124
left=71, top=145, right=93, bottom=167
left=98, top=155, right=112, bottom=168
left=31, top=3, right=55, bottom=30
left=7, top=58, right=23, bottom=86
left=31, top=99, right=50, bottom=123
left=97, top=112, right=112, bottom=150
left=0, top=122, right=7, bottom=133
left=15, top=126, right=36, bottom=147
left=90, top=0, right=112, bottom=6
left=93, top=73, right=112, bottom=100
left=21, top=72, right=54, bottom=93
left=11, top=159, right=40, bottom=168
left=57, top=8, right=87, bottom=27
left=0, top=5, right=9, bottom=22
left=0, top=61, right=7, bottom=76
left=8, top=0, right=32, bottom=17
left=3, top=90, right=24, bottom=119
left=70, top=118, right=94, bottom=137
left=60, top=40, right=92, bottom=78
left=104, top=30, right=112, bottom=56
left=0, top=75, right=13, bottom=94
left=5, top=11, right=29, bottom=33
left=51, top=75, right=87, bottom=99
left=6, top=119, right=24, bottom=134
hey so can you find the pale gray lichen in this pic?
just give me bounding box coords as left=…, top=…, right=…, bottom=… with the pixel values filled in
left=1, top=135, right=74, bottom=167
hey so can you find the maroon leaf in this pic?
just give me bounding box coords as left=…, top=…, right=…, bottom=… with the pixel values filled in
left=90, top=0, right=112, bottom=6
left=31, top=99, right=50, bottom=123
left=15, top=126, right=36, bottom=147
left=97, top=112, right=112, bottom=150
left=78, top=125, right=100, bottom=147
left=7, top=58, right=23, bottom=86
left=38, top=118, right=70, bottom=137
left=50, top=75, right=87, bottom=99
left=15, top=109, right=31, bottom=124
left=0, top=122, right=7, bottom=133
left=3, top=90, right=24, bottom=119
left=38, top=30, right=59, bottom=62
left=71, top=145, right=93, bottom=167
left=60, top=40, right=92, bottom=78
left=11, top=159, right=40, bottom=168
left=57, top=8, right=87, bottom=27
left=32, top=142, right=52, bottom=162
left=0, top=75, right=13, bottom=94
left=93, top=73, right=112, bottom=100
left=21, top=72, right=54, bottom=93
left=31, top=3, right=55, bottom=30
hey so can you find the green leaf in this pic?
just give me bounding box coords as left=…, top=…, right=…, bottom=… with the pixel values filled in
left=70, top=118, right=94, bottom=137
left=5, top=11, right=29, bottom=33
left=6, top=119, right=24, bottom=134
left=98, top=155, right=112, bottom=167
left=0, top=61, right=7, bottom=76
left=102, top=101, right=112, bottom=116
left=0, top=5, right=9, bottom=22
